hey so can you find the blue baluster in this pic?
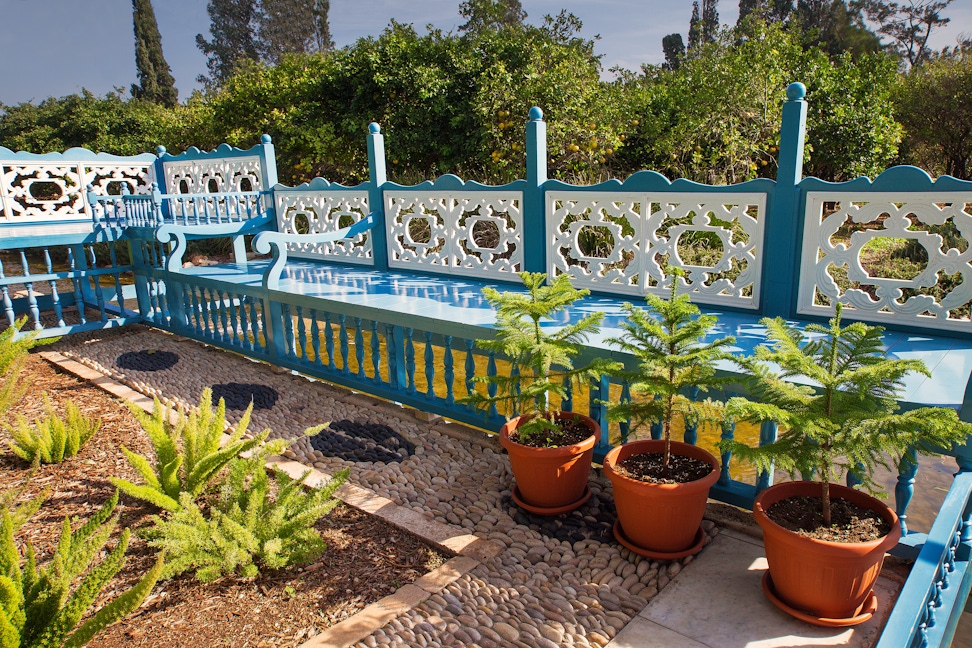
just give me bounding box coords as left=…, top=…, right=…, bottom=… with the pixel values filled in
left=256, top=298, right=269, bottom=353
left=310, top=310, right=322, bottom=366
left=238, top=294, right=252, bottom=350
left=683, top=386, right=700, bottom=445
left=18, top=250, right=41, bottom=330
left=66, top=248, right=87, bottom=326
left=444, top=335, right=455, bottom=406
left=719, top=418, right=735, bottom=487
left=217, top=290, right=230, bottom=343
left=405, top=327, right=416, bottom=394
left=896, top=447, right=919, bottom=537
left=84, top=246, right=108, bottom=322
left=226, top=294, right=239, bottom=346
left=371, top=320, right=381, bottom=384
left=464, top=339, right=476, bottom=410
left=425, top=331, right=435, bottom=400
left=339, top=314, right=350, bottom=375
left=562, top=373, right=573, bottom=412
left=486, top=351, right=498, bottom=419
left=324, top=311, right=335, bottom=370
left=956, top=455, right=972, bottom=544
left=282, top=303, right=296, bottom=360
left=42, top=248, right=64, bottom=327
left=106, top=243, right=125, bottom=316
left=756, top=420, right=779, bottom=493
left=198, top=287, right=211, bottom=335
left=355, top=317, right=365, bottom=379
left=0, top=257, right=14, bottom=326
left=296, top=305, right=307, bottom=362
left=619, top=382, right=631, bottom=443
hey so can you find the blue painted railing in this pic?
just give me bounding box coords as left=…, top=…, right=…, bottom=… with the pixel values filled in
left=2, top=81, right=972, bottom=647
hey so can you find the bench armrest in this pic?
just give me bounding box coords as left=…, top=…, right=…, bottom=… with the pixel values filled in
left=156, top=216, right=274, bottom=272
left=252, top=213, right=377, bottom=290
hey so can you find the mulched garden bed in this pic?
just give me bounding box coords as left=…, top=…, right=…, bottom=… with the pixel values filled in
left=0, top=354, right=447, bottom=648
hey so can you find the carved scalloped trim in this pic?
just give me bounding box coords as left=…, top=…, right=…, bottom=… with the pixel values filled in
left=384, top=175, right=527, bottom=192
left=272, top=178, right=371, bottom=192
left=799, top=165, right=972, bottom=193
left=158, top=140, right=268, bottom=162
left=0, top=146, right=155, bottom=163
left=544, top=171, right=775, bottom=194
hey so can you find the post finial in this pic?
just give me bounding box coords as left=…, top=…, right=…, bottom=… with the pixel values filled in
left=156, top=145, right=166, bottom=157
left=528, top=107, right=544, bottom=121
left=261, top=134, right=272, bottom=144
left=786, top=82, right=806, bottom=101
left=369, top=122, right=381, bottom=134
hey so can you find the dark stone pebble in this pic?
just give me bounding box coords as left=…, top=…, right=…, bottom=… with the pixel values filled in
left=503, top=491, right=617, bottom=543
left=308, top=419, right=416, bottom=464
left=210, top=382, right=279, bottom=410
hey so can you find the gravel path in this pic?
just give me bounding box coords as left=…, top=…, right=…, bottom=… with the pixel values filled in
left=51, top=325, right=720, bottom=648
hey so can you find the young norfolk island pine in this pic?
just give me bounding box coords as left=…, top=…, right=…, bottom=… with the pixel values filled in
left=722, top=303, right=972, bottom=527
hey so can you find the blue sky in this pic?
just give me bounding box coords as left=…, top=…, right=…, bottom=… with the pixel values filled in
left=1, top=0, right=970, bottom=105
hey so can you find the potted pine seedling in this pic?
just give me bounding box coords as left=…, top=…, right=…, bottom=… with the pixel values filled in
left=603, top=272, right=733, bottom=558
left=721, top=304, right=972, bottom=626
left=462, top=271, right=618, bottom=514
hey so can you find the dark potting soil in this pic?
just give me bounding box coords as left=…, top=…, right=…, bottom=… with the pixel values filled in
left=614, top=451, right=712, bottom=485
left=766, top=495, right=892, bottom=543
left=509, top=416, right=593, bottom=448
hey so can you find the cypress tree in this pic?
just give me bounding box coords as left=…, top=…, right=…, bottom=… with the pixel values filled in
left=259, top=0, right=335, bottom=64
left=131, top=0, right=178, bottom=106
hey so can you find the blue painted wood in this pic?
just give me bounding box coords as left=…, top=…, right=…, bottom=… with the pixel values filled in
left=719, top=419, right=736, bottom=487
left=371, top=320, right=381, bottom=385
left=18, top=250, right=41, bottom=330
left=85, top=246, right=108, bottom=322
left=524, top=107, right=547, bottom=274
left=217, top=290, right=230, bottom=344
left=339, top=313, right=350, bottom=375
left=591, top=375, right=612, bottom=455
left=898, top=448, right=920, bottom=537
left=619, top=382, right=631, bottom=443
left=486, top=352, right=499, bottom=420
left=562, top=374, right=573, bottom=412
left=324, top=311, right=335, bottom=370
left=296, top=305, right=307, bottom=362
left=355, top=317, right=366, bottom=379
left=425, top=330, right=435, bottom=400
left=755, top=420, right=778, bottom=492
left=389, top=324, right=407, bottom=391
left=405, top=327, right=416, bottom=395
left=444, top=335, right=455, bottom=406
left=0, top=257, right=15, bottom=326
left=283, top=302, right=296, bottom=360
left=367, top=123, right=389, bottom=272
left=310, top=311, right=322, bottom=367
left=761, top=81, right=807, bottom=319
left=464, top=339, right=476, bottom=410
left=683, top=387, right=700, bottom=445
left=41, top=248, right=65, bottom=327
left=106, top=244, right=125, bottom=317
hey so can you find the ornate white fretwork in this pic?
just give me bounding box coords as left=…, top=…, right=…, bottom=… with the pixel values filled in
left=546, top=192, right=765, bottom=308
left=274, top=190, right=373, bottom=264
left=385, top=191, right=523, bottom=280
left=797, top=192, right=972, bottom=331
left=162, top=156, right=263, bottom=194
left=0, top=162, right=153, bottom=223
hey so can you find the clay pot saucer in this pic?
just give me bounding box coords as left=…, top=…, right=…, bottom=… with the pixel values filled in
left=512, top=484, right=592, bottom=515
left=761, top=572, right=878, bottom=627
left=613, top=519, right=706, bottom=560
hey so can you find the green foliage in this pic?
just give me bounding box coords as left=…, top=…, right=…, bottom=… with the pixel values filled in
left=897, top=50, right=972, bottom=179
left=613, top=18, right=901, bottom=184
left=0, top=489, right=163, bottom=648
left=722, top=304, right=972, bottom=524
left=7, top=396, right=101, bottom=465
left=149, top=441, right=348, bottom=582
left=605, top=271, right=735, bottom=470
left=461, top=272, right=619, bottom=443
left=131, top=0, right=178, bottom=106
left=111, top=388, right=268, bottom=512
left=0, top=319, right=38, bottom=419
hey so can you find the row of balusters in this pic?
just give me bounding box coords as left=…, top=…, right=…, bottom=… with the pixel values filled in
left=91, top=188, right=265, bottom=228
left=0, top=244, right=130, bottom=330
left=176, top=283, right=267, bottom=355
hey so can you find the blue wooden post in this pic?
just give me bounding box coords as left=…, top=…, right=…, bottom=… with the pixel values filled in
left=128, top=241, right=154, bottom=319
left=153, top=145, right=173, bottom=221
left=755, top=420, right=778, bottom=492
left=523, top=107, right=547, bottom=274
left=259, top=134, right=278, bottom=187
left=761, top=82, right=808, bottom=319
left=590, top=375, right=612, bottom=456
left=897, top=447, right=919, bottom=537
left=367, top=123, right=390, bottom=271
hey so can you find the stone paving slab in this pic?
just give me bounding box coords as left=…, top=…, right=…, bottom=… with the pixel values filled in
left=47, top=326, right=714, bottom=647
left=607, top=528, right=901, bottom=648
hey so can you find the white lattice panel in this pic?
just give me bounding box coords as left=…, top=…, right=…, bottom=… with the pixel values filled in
left=798, top=192, right=972, bottom=331
left=546, top=192, right=765, bottom=308
left=0, top=163, right=87, bottom=222
left=162, top=156, right=263, bottom=194
left=275, top=190, right=373, bottom=264
left=385, top=191, right=523, bottom=280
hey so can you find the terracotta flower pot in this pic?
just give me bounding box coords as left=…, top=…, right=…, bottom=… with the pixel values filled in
left=603, top=440, right=719, bottom=557
left=499, top=412, right=599, bottom=514
left=754, top=481, right=901, bottom=623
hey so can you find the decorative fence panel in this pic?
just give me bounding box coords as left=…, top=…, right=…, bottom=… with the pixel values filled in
left=0, top=148, right=156, bottom=224
left=385, top=182, right=525, bottom=281
left=274, top=182, right=374, bottom=265
left=546, top=189, right=767, bottom=308
left=797, top=176, right=972, bottom=333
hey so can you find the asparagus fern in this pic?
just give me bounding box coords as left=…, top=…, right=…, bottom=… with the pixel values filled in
left=7, top=396, right=101, bottom=465
left=722, top=304, right=972, bottom=525
left=111, top=388, right=267, bottom=512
